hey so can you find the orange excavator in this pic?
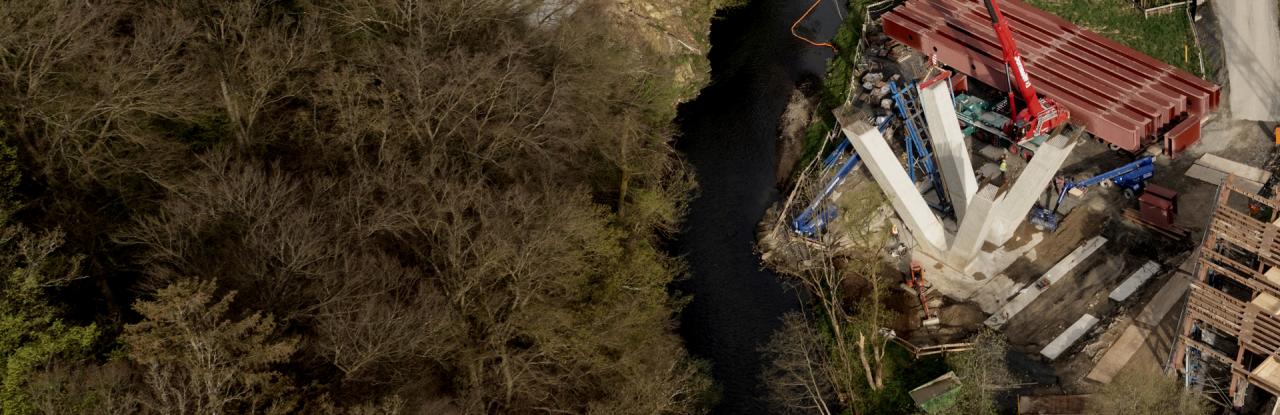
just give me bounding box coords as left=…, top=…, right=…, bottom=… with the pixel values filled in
left=983, top=0, right=1071, bottom=144
left=905, top=262, right=941, bottom=327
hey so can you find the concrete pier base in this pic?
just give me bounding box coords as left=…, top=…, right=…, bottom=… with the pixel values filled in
left=835, top=109, right=948, bottom=252
left=919, top=81, right=978, bottom=221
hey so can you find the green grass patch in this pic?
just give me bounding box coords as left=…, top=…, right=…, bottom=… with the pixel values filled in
left=1025, top=0, right=1198, bottom=75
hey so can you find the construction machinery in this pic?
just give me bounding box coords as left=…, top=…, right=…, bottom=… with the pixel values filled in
left=1029, top=156, right=1156, bottom=231
left=791, top=118, right=892, bottom=237
left=888, top=79, right=952, bottom=217
left=950, top=0, right=1071, bottom=158
left=792, top=78, right=956, bottom=236
left=905, top=262, right=940, bottom=326
left=981, top=0, right=1070, bottom=143
left=954, top=93, right=1054, bottom=160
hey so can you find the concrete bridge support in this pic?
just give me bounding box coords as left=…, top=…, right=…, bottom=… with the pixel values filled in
left=835, top=110, right=948, bottom=253
left=947, top=184, right=998, bottom=268
left=919, top=81, right=978, bottom=221
left=986, top=135, right=1076, bottom=246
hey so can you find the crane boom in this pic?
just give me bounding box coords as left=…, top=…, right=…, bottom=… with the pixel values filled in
left=983, top=0, right=1044, bottom=115
left=981, top=0, right=1070, bottom=144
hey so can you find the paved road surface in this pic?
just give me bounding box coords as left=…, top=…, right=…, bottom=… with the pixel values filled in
left=1216, top=0, right=1280, bottom=121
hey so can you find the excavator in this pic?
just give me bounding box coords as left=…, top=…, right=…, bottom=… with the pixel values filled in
left=982, top=0, right=1070, bottom=144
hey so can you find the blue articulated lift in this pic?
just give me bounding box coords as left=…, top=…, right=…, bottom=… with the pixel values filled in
left=1029, top=156, right=1155, bottom=231
left=791, top=80, right=955, bottom=237
left=791, top=118, right=891, bottom=237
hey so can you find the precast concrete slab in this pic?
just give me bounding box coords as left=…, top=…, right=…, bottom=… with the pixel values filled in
left=919, top=81, right=978, bottom=220
left=1087, top=260, right=1191, bottom=383
left=987, top=135, right=1075, bottom=246
left=1184, top=164, right=1264, bottom=194
left=1108, top=261, right=1160, bottom=302
left=1197, top=154, right=1272, bottom=184
left=1041, top=314, right=1099, bottom=360
left=947, top=185, right=998, bottom=267
left=836, top=109, right=948, bottom=252
left=985, top=236, right=1107, bottom=329
left=1086, top=325, right=1150, bottom=384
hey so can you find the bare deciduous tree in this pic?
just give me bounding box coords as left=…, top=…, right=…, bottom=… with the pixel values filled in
left=1088, top=367, right=1212, bottom=415
left=123, top=279, right=298, bottom=415
left=5, top=0, right=717, bottom=411
left=947, top=329, right=1018, bottom=415
left=761, top=312, right=835, bottom=415
left=25, top=360, right=140, bottom=415
left=767, top=184, right=894, bottom=408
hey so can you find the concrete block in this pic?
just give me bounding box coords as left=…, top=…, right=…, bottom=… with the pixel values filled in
left=1108, top=261, right=1160, bottom=302
left=919, top=82, right=978, bottom=220
left=1185, top=163, right=1264, bottom=194
left=1041, top=314, right=1099, bottom=360
left=985, top=236, right=1106, bottom=329
left=1137, top=266, right=1190, bottom=326
left=987, top=135, right=1076, bottom=246
left=835, top=109, right=948, bottom=252
left=1042, top=236, right=1108, bottom=284
left=1086, top=324, right=1151, bottom=383
left=1088, top=263, right=1191, bottom=383
left=947, top=185, right=998, bottom=267
left=1198, top=153, right=1271, bottom=184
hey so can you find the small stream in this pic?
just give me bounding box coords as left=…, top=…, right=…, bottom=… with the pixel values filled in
left=672, top=1, right=844, bottom=413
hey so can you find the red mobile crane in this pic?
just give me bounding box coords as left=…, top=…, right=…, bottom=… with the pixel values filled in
left=983, top=0, right=1070, bottom=143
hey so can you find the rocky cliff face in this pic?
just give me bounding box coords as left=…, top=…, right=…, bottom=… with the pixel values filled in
left=607, top=0, right=724, bottom=102
left=534, top=0, right=728, bottom=103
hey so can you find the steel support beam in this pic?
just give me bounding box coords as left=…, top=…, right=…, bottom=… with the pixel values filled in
left=882, top=0, right=1220, bottom=154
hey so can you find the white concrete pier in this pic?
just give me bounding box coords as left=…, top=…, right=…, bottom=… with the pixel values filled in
left=835, top=111, right=948, bottom=253
left=919, top=81, right=978, bottom=221
left=987, top=135, right=1076, bottom=246
left=947, top=185, right=998, bottom=267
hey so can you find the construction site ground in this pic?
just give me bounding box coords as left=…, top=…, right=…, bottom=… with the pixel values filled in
left=882, top=115, right=1274, bottom=397
left=763, top=4, right=1280, bottom=400
left=864, top=56, right=1268, bottom=400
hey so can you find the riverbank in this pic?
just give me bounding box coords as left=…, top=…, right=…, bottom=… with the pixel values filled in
left=672, top=0, right=845, bottom=412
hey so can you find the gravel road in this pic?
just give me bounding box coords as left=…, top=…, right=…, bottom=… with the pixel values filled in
left=1215, top=0, right=1280, bottom=121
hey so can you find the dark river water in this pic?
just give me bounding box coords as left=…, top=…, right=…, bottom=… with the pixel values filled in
left=673, top=0, right=844, bottom=413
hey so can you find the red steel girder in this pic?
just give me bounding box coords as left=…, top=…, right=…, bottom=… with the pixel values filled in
left=883, top=0, right=1220, bottom=153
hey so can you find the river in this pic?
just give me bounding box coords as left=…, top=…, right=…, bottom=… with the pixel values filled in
left=673, top=0, right=845, bottom=413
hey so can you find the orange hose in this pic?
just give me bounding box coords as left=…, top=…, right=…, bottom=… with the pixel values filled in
left=791, top=0, right=839, bottom=53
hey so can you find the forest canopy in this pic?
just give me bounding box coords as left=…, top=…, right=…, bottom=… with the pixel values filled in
left=0, top=0, right=720, bottom=413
